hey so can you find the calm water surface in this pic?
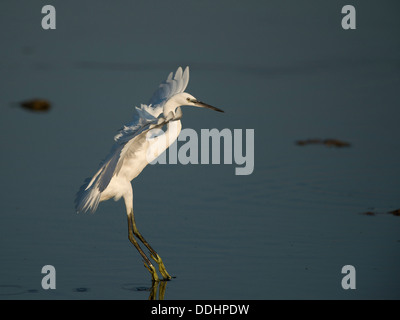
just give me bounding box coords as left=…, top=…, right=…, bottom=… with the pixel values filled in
left=0, top=1, right=399, bottom=299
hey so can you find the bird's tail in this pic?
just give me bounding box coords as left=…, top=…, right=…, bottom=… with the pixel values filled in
left=75, top=176, right=101, bottom=213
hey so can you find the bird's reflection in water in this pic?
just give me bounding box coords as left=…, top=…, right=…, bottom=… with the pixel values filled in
left=122, top=280, right=168, bottom=300
left=148, top=280, right=168, bottom=300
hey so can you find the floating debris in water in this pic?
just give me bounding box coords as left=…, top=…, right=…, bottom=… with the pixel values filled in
left=19, top=99, right=51, bottom=112
left=323, top=139, right=351, bottom=147
left=388, top=209, right=400, bottom=216
left=296, top=139, right=351, bottom=147
left=73, top=287, right=89, bottom=293
left=360, top=209, right=400, bottom=217
left=361, top=211, right=376, bottom=216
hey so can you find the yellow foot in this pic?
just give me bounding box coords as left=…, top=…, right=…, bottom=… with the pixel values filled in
left=151, top=254, right=172, bottom=280
left=144, top=262, right=159, bottom=282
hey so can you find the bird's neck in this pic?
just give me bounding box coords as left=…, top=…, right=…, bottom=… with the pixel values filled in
left=163, top=99, right=179, bottom=117
left=165, top=119, right=182, bottom=141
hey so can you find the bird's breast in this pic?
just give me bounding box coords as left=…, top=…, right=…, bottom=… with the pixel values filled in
left=118, top=120, right=182, bottom=183
left=146, top=120, right=182, bottom=160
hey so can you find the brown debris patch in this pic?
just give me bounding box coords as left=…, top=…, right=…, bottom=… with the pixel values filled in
left=296, top=138, right=351, bottom=148
left=19, top=99, right=51, bottom=112
left=388, top=209, right=400, bottom=216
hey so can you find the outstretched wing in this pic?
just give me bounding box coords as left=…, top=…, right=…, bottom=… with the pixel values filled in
left=75, top=66, right=189, bottom=213
left=148, top=66, right=190, bottom=107
left=75, top=105, right=170, bottom=213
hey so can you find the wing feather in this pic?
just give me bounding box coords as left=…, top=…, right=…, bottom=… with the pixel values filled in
left=148, top=66, right=189, bottom=107
left=75, top=106, right=171, bottom=213
left=75, top=66, right=189, bottom=213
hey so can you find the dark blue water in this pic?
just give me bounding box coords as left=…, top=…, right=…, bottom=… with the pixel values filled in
left=0, top=1, right=399, bottom=299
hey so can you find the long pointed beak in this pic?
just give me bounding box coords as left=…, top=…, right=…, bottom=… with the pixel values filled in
left=192, top=99, right=224, bottom=113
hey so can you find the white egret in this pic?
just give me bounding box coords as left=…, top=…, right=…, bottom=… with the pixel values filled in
left=75, top=66, right=224, bottom=281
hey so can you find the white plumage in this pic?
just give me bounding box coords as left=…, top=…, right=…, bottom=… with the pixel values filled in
left=75, top=67, right=190, bottom=214
left=74, top=66, right=223, bottom=281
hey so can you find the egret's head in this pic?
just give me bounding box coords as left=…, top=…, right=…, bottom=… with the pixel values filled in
left=164, top=92, right=224, bottom=117
left=182, top=92, right=224, bottom=113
